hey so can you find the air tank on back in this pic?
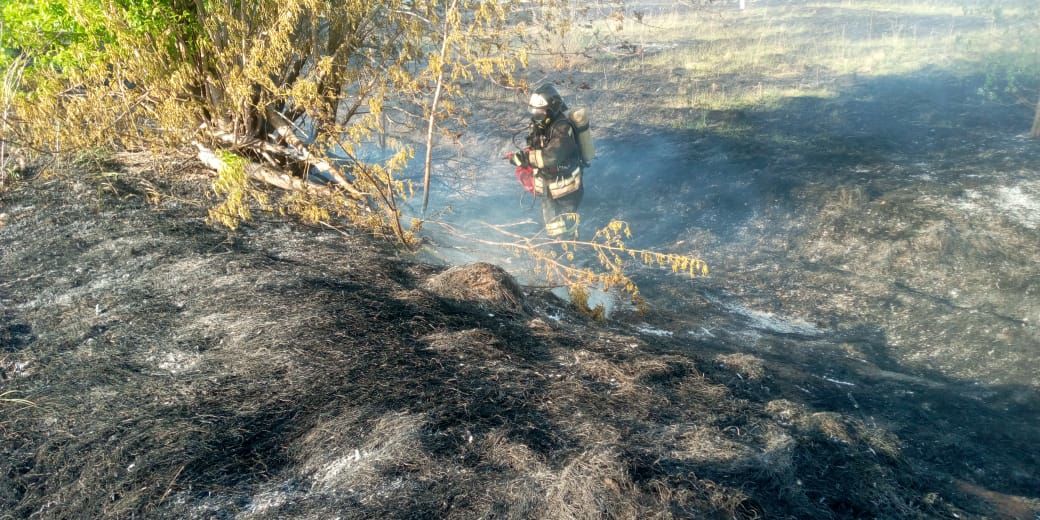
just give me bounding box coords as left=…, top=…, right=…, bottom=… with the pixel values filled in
left=567, top=108, right=595, bottom=165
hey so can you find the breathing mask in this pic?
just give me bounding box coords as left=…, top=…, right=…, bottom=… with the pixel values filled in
left=529, top=92, right=551, bottom=124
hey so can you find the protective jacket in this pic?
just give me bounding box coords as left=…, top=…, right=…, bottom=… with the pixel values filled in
left=527, top=117, right=583, bottom=199
left=507, top=83, right=585, bottom=238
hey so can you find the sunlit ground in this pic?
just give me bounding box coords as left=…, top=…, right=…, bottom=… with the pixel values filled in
left=540, top=0, right=1036, bottom=129
left=428, top=0, right=1039, bottom=389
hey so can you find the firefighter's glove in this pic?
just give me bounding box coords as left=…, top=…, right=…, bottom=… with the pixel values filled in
left=509, top=150, right=530, bottom=167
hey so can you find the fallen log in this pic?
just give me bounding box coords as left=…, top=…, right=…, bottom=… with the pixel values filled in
left=193, top=142, right=369, bottom=207
left=200, top=121, right=368, bottom=201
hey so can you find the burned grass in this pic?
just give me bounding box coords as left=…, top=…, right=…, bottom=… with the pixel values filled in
left=0, top=161, right=1033, bottom=518
left=413, top=2, right=1037, bottom=517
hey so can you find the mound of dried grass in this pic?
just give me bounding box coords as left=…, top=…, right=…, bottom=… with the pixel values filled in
left=715, top=353, right=766, bottom=381
left=425, top=262, right=525, bottom=313
left=546, top=449, right=638, bottom=520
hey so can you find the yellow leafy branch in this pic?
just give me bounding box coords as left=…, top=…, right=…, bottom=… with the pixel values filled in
left=427, top=218, right=709, bottom=305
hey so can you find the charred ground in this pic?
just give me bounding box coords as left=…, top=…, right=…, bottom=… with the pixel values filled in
left=0, top=151, right=1027, bottom=520
left=4, top=0, right=1040, bottom=518
left=409, top=33, right=1040, bottom=520
left=1, top=145, right=1037, bottom=519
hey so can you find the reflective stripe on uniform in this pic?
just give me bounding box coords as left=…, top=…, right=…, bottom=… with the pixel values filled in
left=545, top=217, right=568, bottom=237
left=545, top=212, right=579, bottom=238
left=529, top=149, right=545, bottom=168
left=533, top=167, right=582, bottom=199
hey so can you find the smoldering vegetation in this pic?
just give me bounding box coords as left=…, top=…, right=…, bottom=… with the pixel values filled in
left=4, top=1, right=1040, bottom=518
left=581, top=67, right=1040, bottom=520
left=406, top=4, right=1040, bottom=517
left=5, top=167, right=1031, bottom=519
left=583, top=39, right=1040, bottom=520
left=586, top=71, right=1040, bottom=387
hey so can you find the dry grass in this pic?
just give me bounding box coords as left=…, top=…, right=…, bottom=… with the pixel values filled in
left=532, top=0, right=1031, bottom=131
left=545, top=449, right=638, bottom=520
left=298, top=412, right=428, bottom=493
left=425, top=262, right=525, bottom=313
left=479, top=438, right=647, bottom=519
left=715, top=352, right=766, bottom=381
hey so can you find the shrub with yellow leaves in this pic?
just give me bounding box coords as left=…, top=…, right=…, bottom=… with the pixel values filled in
left=469, top=219, right=709, bottom=310
left=2, top=0, right=567, bottom=240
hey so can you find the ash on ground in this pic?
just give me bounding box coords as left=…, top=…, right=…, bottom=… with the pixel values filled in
left=2, top=150, right=1037, bottom=519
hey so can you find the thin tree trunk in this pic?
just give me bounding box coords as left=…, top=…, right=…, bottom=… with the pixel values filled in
left=421, top=0, right=457, bottom=216
left=1032, top=91, right=1040, bottom=138
left=421, top=79, right=444, bottom=215
left=2, top=39, right=25, bottom=186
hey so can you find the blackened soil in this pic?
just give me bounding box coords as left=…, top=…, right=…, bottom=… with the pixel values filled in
left=579, top=70, right=1040, bottom=517
left=3, top=162, right=1034, bottom=518
left=437, top=66, right=1040, bottom=518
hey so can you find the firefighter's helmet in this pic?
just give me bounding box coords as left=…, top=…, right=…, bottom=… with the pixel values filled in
left=529, top=84, right=564, bottom=121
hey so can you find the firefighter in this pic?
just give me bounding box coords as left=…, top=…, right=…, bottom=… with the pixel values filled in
left=508, top=84, right=584, bottom=238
